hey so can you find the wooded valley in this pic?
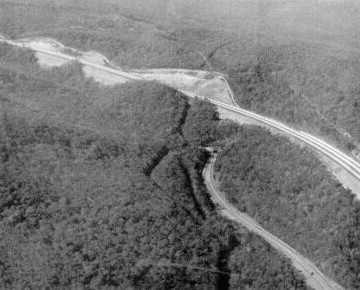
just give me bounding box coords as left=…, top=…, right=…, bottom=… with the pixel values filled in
left=0, top=39, right=307, bottom=289
left=1, top=0, right=360, bottom=289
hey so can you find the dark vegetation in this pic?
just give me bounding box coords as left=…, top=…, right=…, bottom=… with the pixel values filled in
left=2, top=0, right=359, bottom=151
left=215, top=125, right=360, bottom=289
left=227, top=46, right=360, bottom=152
left=1, top=0, right=360, bottom=288
left=0, top=37, right=308, bottom=289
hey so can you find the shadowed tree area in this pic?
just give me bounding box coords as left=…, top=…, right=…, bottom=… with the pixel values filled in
left=215, top=124, right=360, bottom=289
left=0, top=42, right=308, bottom=289
left=0, top=1, right=358, bottom=288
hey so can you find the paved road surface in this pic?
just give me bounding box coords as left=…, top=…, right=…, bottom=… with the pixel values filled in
left=204, top=154, right=342, bottom=290
left=2, top=37, right=353, bottom=289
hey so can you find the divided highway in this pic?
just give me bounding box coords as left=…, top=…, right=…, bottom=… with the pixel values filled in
left=3, top=38, right=356, bottom=289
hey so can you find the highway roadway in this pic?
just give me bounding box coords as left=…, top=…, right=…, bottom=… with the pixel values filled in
left=208, top=99, right=360, bottom=185
left=2, top=37, right=355, bottom=289
left=0, top=38, right=141, bottom=82
left=204, top=154, right=342, bottom=290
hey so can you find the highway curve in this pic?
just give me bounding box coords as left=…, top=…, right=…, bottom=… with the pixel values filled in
left=2, top=37, right=354, bottom=289
left=204, top=154, right=342, bottom=290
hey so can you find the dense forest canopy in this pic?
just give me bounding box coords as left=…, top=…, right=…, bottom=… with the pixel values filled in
left=0, top=38, right=308, bottom=289
left=215, top=125, right=360, bottom=289
left=1, top=0, right=359, bottom=150
left=1, top=0, right=360, bottom=288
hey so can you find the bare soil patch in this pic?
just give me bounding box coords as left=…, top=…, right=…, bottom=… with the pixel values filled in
left=134, top=69, right=233, bottom=104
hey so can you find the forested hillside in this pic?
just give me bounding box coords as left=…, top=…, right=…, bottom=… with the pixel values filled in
left=0, top=38, right=308, bottom=289
left=2, top=0, right=359, bottom=151
left=214, top=125, right=360, bottom=289
left=226, top=45, right=360, bottom=152
left=1, top=0, right=360, bottom=288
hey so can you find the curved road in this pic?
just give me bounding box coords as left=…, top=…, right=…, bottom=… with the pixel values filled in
left=3, top=38, right=356, bottom=289
left=204, top=154, right=341, bottom=290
